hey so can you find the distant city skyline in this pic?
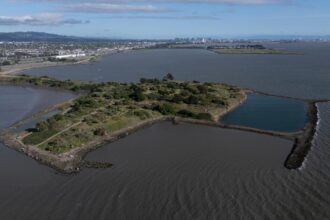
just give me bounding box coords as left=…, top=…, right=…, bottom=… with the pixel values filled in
left=0, top=0, right=330, bottom=39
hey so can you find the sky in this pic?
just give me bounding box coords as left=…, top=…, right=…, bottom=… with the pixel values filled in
left=0, top=0, right=329, bottom=39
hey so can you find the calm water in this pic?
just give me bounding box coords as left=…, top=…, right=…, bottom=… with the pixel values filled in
left=0, top=86, right=76, bottom=187
left=221, top=94, right=307, bottom=132
left=0, top=86, right=76, bottom=129
left=23, top=42, right=330, bottom=100
left=1, top=42, right=329, bottom=219
left=15, top=110, right=59, bottom=132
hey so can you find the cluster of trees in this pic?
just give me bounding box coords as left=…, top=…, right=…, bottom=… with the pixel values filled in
left=140, top=73, right=174, bottom=84
left=153, top=103, right=176, bottom=115
left=151, top=103, right=213, bottom=121
left=21, top=75, right=237, bottom=140
left=140, top=78, right=161, bottom=84
left=129, top=109, right=151, bottom=120
left=177, top=110, right=213, bottom=121
left=0, top=60, right=10, bottom=71
left=129, top=85, right=146, bottom=101
left=1, top=60, right=10, bottom=65
left=70, top=96, right=101, bottom=113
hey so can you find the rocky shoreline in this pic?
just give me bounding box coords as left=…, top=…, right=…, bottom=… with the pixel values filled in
left=0, top=109, right=314, bottom=174
left=284, top=101, right=324, bottom=169
left=0, top=80, right=328, bottom=173
left=0, top=90, right=247, bottom=174
left=0, top=116, right=171, bottom=173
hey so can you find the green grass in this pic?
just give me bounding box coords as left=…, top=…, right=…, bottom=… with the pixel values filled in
left=39, top=127, right=94, bottom=153
left=23, top=129, right=58, bottom=145
left=107, top=117, right=139, bottom=132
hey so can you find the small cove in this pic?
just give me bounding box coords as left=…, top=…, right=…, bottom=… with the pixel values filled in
left=220, top=93, right=308, bottom=132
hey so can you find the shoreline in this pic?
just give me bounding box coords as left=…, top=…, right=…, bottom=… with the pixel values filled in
left=0, top=57, right=93, bottom=76
left=284, top=101, right=322, bottom=169
left=0, top=79, right=328, bottom=173
left=215, top=90, right=248, bottom=121
left=0, top=85, right=248, bottom=173
left=0, top=97, right=320, bottom=174
left=0, top=115, right=296, bottom=174
left=0, top=49, right=137, bottom=76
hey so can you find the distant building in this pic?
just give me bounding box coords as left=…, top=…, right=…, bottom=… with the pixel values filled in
left=55, top=53, right=86, bottom=59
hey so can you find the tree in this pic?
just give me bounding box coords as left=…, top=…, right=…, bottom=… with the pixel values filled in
left=196, top=113, right=213, bottom=121
left=130, top=86, right=146, bottom=102
left=163, top=73, right=174, bottom=81
left=2, top=60, right=10, bottom=66
left=154, top=103, right=175, bottom=115
left=185, top=95, right=199, bottom=105
left=197, top=85, right=208, bottom=94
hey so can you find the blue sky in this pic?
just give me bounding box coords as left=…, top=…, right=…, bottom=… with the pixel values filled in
left=0, top=0, right=329, bottom=39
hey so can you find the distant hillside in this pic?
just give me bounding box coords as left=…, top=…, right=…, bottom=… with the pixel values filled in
left=0, top=32, right=100, bottom=42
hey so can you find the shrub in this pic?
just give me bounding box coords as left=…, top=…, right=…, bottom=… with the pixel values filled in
left=153, top=103, right=175, bottom=115
left=185, top=95, right=199, bottom=105
left=94, top=128, right=107, bottom=136
left=2, top=60, right=11, bottom=65
left=130, top=86, right=146, bottom=102
left=54, top=114, right=64, bottom=121
left=132, top=110, right=151, bottom=120
left=195, top=113, right=213, bottom=121
left=172, top=94, right=185, bottom=103
left=163, top=73, right=174, bottom=81
left=140, top=78, right=160, bottom=84
left=212, top=99, right=229, bottom=107
left=177, top=109, right=195, bottom=118
left=35, top=121, right=49, bottom=132
left=197, top=85, right=208, bottom=94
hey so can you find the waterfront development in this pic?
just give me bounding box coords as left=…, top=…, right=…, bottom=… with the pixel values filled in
left=0, top=42, right=329, bottom=219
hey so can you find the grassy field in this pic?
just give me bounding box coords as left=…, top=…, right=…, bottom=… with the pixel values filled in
left=14, top=75, right=244, bottom=154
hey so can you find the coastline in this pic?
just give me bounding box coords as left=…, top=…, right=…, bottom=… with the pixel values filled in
left=0, top=87, right=248, bottom=173
left=0, top=57, right=93, bottom=76
left=0, top=49, right=137, bottom=76
left=215, top=90, right=248, bottom=121
left=0, top=114, right=296, bottom=174
left=0, top=83, right=326, bottom=173
left=0, top=77, right=327, bottom=173
left=284, top=101, right=323, bottom=169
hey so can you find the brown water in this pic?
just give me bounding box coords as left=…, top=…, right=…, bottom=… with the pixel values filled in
left=1, top=42, right=330, bottom=219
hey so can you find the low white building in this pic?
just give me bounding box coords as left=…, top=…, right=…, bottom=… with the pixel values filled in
left=55, top=53, right=86, bottom=59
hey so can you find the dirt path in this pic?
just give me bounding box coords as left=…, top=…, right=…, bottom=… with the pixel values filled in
left=34, top=107, right=106, bottom=147
left=36, top=121, right=82, bottom=147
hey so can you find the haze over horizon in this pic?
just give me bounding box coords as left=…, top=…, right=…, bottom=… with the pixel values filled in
left=0, top=0, right=329, bottom=39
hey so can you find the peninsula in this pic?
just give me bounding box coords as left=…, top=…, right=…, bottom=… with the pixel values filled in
left=0, top=74, right=320, bottom=173
left=208, top=45, right=297, bottom=55
left=0, top=74, right=247, bottom=172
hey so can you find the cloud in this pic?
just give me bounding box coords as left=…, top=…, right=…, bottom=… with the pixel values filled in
left=165, top=0, right=285, bottom=4
left=18, top=0, right=288, bottom=5
left=0, top=13, right=89, bottom=26
left=126, top=0, right=286, bottom=4
left=62, top=3, right=173, bottom=13
left=100, top=15, right=220, bottom=20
